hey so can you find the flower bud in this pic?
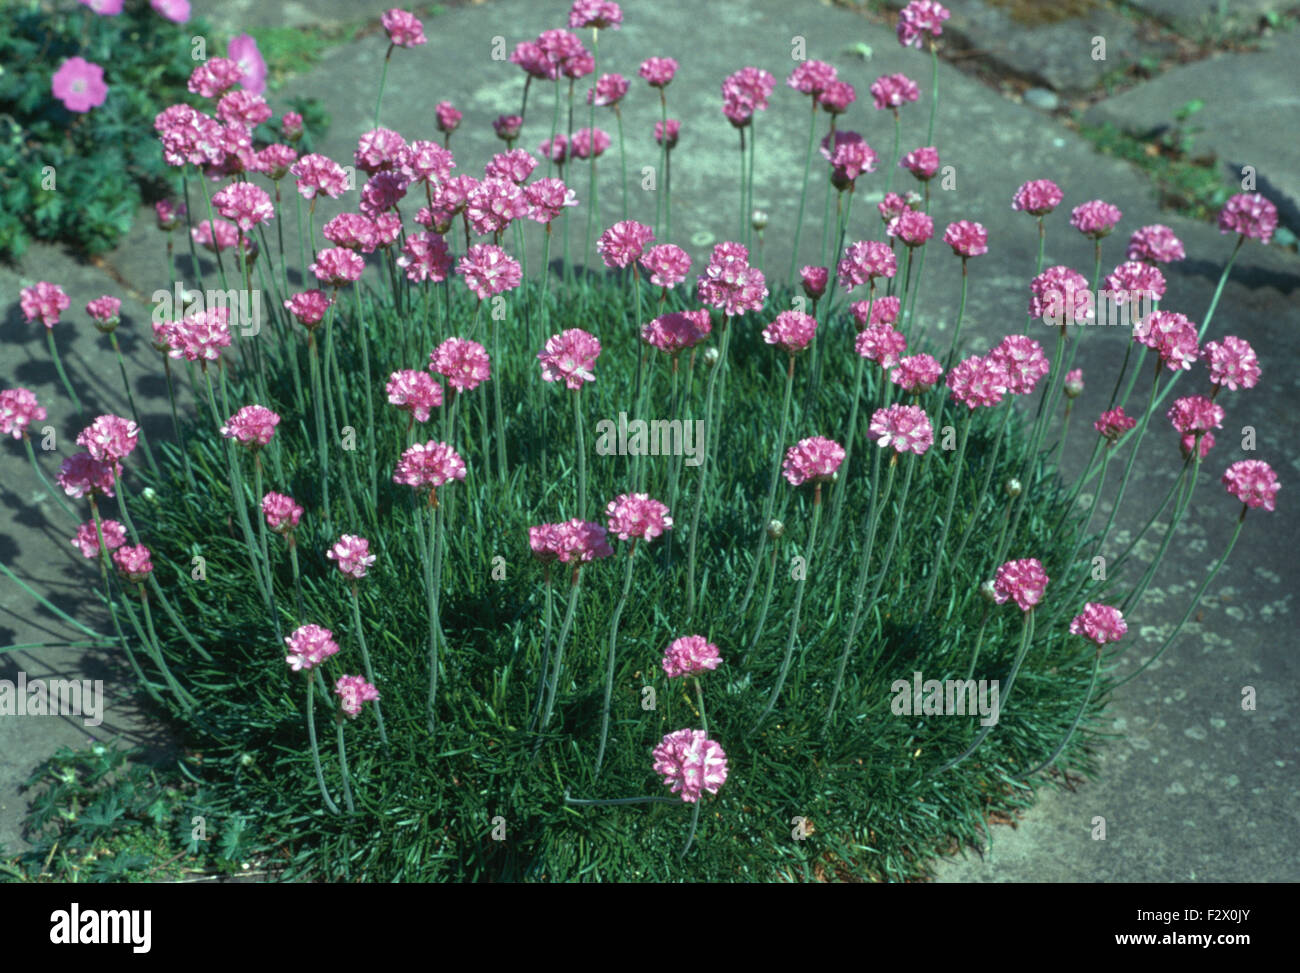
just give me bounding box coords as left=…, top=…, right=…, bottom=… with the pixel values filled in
left=702, top=346, right=720, bottom=367
left=1004, top=477, right=1022, bottom=498
left=751, top=209, right=768, bottom=232
left=1064, top=368, right=1084, bottom=399
left=766, top=519, right=784, bottom=539
left=141, top=487, right=159, bottom=504
left=979, top=579, right=998, bottom=603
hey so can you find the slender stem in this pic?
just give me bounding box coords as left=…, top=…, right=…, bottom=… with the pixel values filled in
left=350, top=584, right=388, bottom=745
left=686, top=320, right=730, bottom=618
left=740, top=353, right=796, bottom=614
left=335, top=715, right=356, bottom=814
left=921, top=410, right=973, bottom=614
left=1015, top=646, right=1101, bottom=780
left=45, top=329, right=82, bottom=416
left=539, top=570, right=583, bottom=732
left=23, top=436, right=77, bottom=521
left=374, top=46, right=393, bottom=128
left=594, top=540, right=638, bottom=776
left=305, top=673, right=341, bottom=815
left=788, top=101, right=819, bottom=284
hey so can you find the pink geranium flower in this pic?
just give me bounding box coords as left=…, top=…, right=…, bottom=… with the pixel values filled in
left=783, top=436, right=845, bottom=485
left=430, top=338, right=491, bottom=392
left=285, top=624, right=340, bottom=672
left=653, top=729, right=728, bottom=803
left=327, top=535, right=377, bottom=580
left=762, top=311, right=818, bottom=354
left=1222, top=460, right=1279, bottom=512
left=52, top=57, right=108, bottom=113
left=0, top=388, right=47, bottom=439
left=993, top=558, right=1048, bottom=612
left=150, top=0, right=190, bottom=24
left=309, top=247, right=365, bottom=288
left=227, top=34, right=267, bottom=94
left=818, top=81, right=857, bottom=115
left=605, top=493, right=673, bottom=541
left=435, top=101, right=462, bottom=135
left=355, top=127, right=409, bottom=175
left=538, top=329, right=602, bottom=389
left=721, top=66, right=775, bottom=128
left=386, top=370, right=443, bottom=422
left=1070, top=604, right=1127, bottom=646
left=220, top=405, right=280, bottom=447
left=869, top=403, right=934, bottom=454
left=661, top=636, right=721, bottom=679
left=71, top=519, right=127, bottom=559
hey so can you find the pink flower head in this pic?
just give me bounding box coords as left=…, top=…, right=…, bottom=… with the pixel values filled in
left=605, top=493, right=673, bottom=541
left=993, top=558, right=1048, bottom=612
left=310, top=247, right=366, bottom=288
left=654, top=119, right=681, bottom=149
left=1070, top=199, right=1122, bottom=239
left=457, top=244, right=523, bottom=300
left=946, top=354, right=1009, bottom=410
left=661, top=635, right=721, bottom=679
left=653, top=729, right=727, bottom=803
left=900, top=146, right=940, bottom=181
left=485, top=149, right=538, bottom=184
left=1218, top=192, right=1278, bottom=243
left=1104, top=260, right=1167, bottom=304
left=435, top=101, right=462, bottom=134
left=153, top=103, right=223, bottom=168
left=386, top=369, right=443, bottom=422
left=493, top=114, right=524, bottom=142
left=869, top=403, right=934, bottom=454
left=283, top=290, right=333, bottom=329
left=220, top=405, right=280, bottom=447
left=538, top=28, right=594, bottom=80
left=640, top=56, right=678, bottom=88
left=0, top=388, right=47, bottom=439
left=1070, top=603, right=1127, bottom=646
left=697, top=242, right=768, bottom=316
left=76, top=414, right=138, bottom=463
left=284, top=624, right=340, bottom=672
left=855, top=322, right=907, bottom=368
left=1030, top=265, right=1093, bottom=325
left=1094, top=407, right=1137, bottom=441
left=1182, top=431, right=1215, bottom=460
left=323, top=213, right=379, bottom=254
left=1202, top=336, right=1260, bottom=391
left=1064, top=368, right=1084, bottom=398
left=155, top=199, right=185, bottom=231
left=990, top=335, right=1050, bottom=396
left=539, top=329, right=602, bottom=389
left=381, top=8, right=427, bottom=47
left=555, top=519, right=614, bottom=563
left=943, top=220, right=988, bottom=258
left=1012, top=179, right=1063, bottom=216
left=538, top=134, right=569, bottom=165
left=800, top=266, right=829, bottom=300
left=354, top=127, right=409, bottom=175
left=112, top=544, right=153, bottom=584
left=334, top=675, right=380, bottom=717
left=255, top=143, right=298, bottom=180
left=597, top=220, right=655, bottom=269
left=818, top=81, right=856, bottom=115
left=897, top=0, right=950, bottom=47
left=402, top=140, right=455, bottom=186
left=281, top=111, right=305, bottom=141
left=852, top=296, right=901, bottom=329
left=889, top=354, right=943, bottom=395
left=71, top=519, right=126, bottom=559
left=190, top=218, right=242, bottom=254
left=396, top=231, right=452, bottom=283
left=762, top=311, right=818, bottom=354
left=783, top=436, right=845, bottom=485
left=1126, top=224, right=1185, bottom=264
left=877, top=192, right=914, bottom=224
left=511, top=40, right=558, bottom=81
left=569, top=0, right=622, bottom=30
left=227, top=34, right=267, bottom=94
left=787, top=60, right=838, bottom=97
left=187, top=57, right=242, bottom=99
left=212, top=181, right=274, bottom=231
left=641, top=310, right=712, bottom=355
left=1134, top=310, right=1199, bottom=371
left=639, top=244, right=691, bottom=287
left=529, top=523, right=567, bottom=562
left=430, top=338, right=491, bottom=392
left=359, top=171, right=409, bottom=219
left=52, top=57, right=108, bottom=113
left=587, top=73, right=629, bottom=107
left=291, top=153, right=349, bottom=200
left=465, top=177, right=527, bottom=235
left=80, top=0, right=124, bottom=13
left=217, top=90, right=271, bottom=129
left=525, top=178, right=578, bottom=224
left=1222, top=460, right=1279, bottom=512
left=838, top=240, right=898, bottom=289
left=871, top=73, right=920, bottom=110
left=167, top=308, right=232, bottom=363
left=262, top=492, right=303, bottom=534
left=150, top=0, right=190, bottom=24
left=821, top=131, right=876, bottom=188
left=721, top=66, right=775, bottom=128
left=327, top=535, right=377, bottom=580
left=887, top=210, right=934, bottom=248
left=57, top=453, right=119, bottom=499
left=20, top=282, right=70, bottom=329
left=1166, top=395, right=1224, bottom=437
left=570, top=127, right=610, bottom=160
left=393, top=441, right=467, bottom=496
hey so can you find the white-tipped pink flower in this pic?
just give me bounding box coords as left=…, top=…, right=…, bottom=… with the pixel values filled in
left=112, top=544, right=153, bottom=584
left=76, top=414, right=138, bottom=463
left=783, top=436, right=845, bottom=486
left=262, top=492, right=303, bottom=534
left=1070, top=603, right=1127, bottom=646
left=386, top=369, right=443, bottom=422
left=430, top=337, right=491, bottom=393
left=1203, top=336, right=1260, bottom=391
left=71, top=519, right=126, bottom=559
left=393, top=441, right=467, bottom=497
left=0, top=388, right=47, bottom=439
left=538, top=329, right=601, bottom=389
left=869, top=404, right=934, bottom=454
left=220, top=405, right=280, bottom=447
left=327, top=535, right=376, bottom=580
left=993, top=558, right=1049, bottom=612
left=605, top=493, right=673, bottom=541
left=762, top=311, right=818, bottom=354
left=652, top=728, right=728, bottom=803
left=335, top=674, right=381, bottom=717
left=639, top=244, right=691, bottom=287
left=1222, top=460, right=1279, bottom=512
left=285, top=623, right=340, bottom=671
left=661, top=635, right=722, bottom=679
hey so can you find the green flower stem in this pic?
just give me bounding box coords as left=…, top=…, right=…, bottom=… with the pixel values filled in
left=1092, top=361, right=1163, bottom=559
left=1015, top=643, right=1101, bottom=780
left=162, top=357, right=198, bottom=491
left=817, top=117, right=836, bottom=268
left=961, top=607, right=992, bottom=683
left=540, top=567, right=584, bottom=733
left=374, top=46, right=393, bottom=128
left=491, top=307, right=508, bottom=484
left=23, top=436, right=77, bottom=522
left=573, top=387, right=588, bottom=517
left=926, top=43, right=939, bottom=146
left=884, top=109, right=902, bottom=195
left=135, top=582, right=197, bottom=710
left=686, top=319, right=731, bottom=619
left=743, top=541, right=781, bottom=667
left=921, top=410, right=974, bottom=615
left=788, top=101, right=820, bottom=284
left=740, top=353, right=796, bottom=615
left=616, top=107, right=629, bottom=221
left=529, top=569, right=555, bottom=732
left=944, top=258, right=970, bottom=370
left=807, top=185, right=853, bottom=406
left=424, top=499, right=447, bottom=734
left=947, top=401, right=1013, bottom=579
left=351, top=287, right=379, bottom=507
left=307, top=330, right=334, bottom=535
left=305, top=672, right=341, bottom=815
left=0, top=562, right=105, bottom=643
left=594, top=539, right=638, bottom=776
left=334, top=713, right=356, bottom=814
left=664, top=356, right=683, bottom=518
left=108, top=333, right=160, bottom=479
left=348, top=582, right=387, bottom=745
left=582, top=31, right=601, bottom=268
left=1112, top=452, right=1190, bottom=574
left=45, top=329, right=82, bottom=417
left=288, top=533, right=307, bottom=619
left=1121, top=449, right=1202, bottom=615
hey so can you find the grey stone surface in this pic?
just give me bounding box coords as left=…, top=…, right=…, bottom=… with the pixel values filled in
left=3, top=0, right=1298, bottom=879
left=191, top=0, right=393, bottom=33
left=1126, top=0, right=1282, bottom=30
left=1023, top=86, right=1061, bottom=110
left=1084, top=33, right=1300, bottom=234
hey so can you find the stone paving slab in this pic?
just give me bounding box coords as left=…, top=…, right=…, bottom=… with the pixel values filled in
left=1126, top=0, right=1283, bottom=31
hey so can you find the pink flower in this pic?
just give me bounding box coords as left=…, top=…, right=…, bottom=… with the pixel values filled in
left=605, top=493, right=673, bottom=541
left=327, top=535, right=376, bottom=580
left=430, top=338, right=491, bottom=392
left=283, top=290, right=333, bottom=329
left=57, top=453, right=119, bottom=499
left=155, top=199, right=185, bottom=230
left=539, top=329, right=602, bottom=389
left=871, top=73, right=920, bottom=110
left=897, top=0, right=950, bottom=47
left=569, top=0, right=622, bottom=30
left=1070, top=604, right=1127, bottom=646
left=403, top=140, right=455, bottom=186
left=800, top=266, right=828, bottom=300
left=654, top=119, right=680, bottom=149
left=555, top=519, right=614, bottom=563
left=167, top=308, right=231, bottom=363
left=640, top=56, right=678, bottom=87
left=112, top=544, right=153, bottom=584
left=538, top=135, right=569, bottom=165
left=787, top=61, right=838, bottom=97
left=386, top=369, right=443, bottom=422
left=359, top=171, right=409, bottom=218
left=76, top=415, right=138, bottom=463
left=1134, top=310, right=1199, bottom=371
left=641, top=310, right=712, bottom=355
left=525, top=178, right=578, bottom=224
left=212, top=181, right=274, bottom=230
left=217, top=90, right=271, bottom=128
left=989, top=335, right=1050, bottom=396
left=262, top=492, right=303, bottom=534
left=652, top=729, right=727, bottom=803
left=20, top=282, right=71, bottom=329
left=943, top=220, right=988, bottom=258
left=435, top=101, right=462, bottom=134
left=821, top=131, right=876, bottom=188
left=1182, top=431, right=1215, bottom=459
left=1218, top=192, right=1278, bottom=243
left=838, top=241, right=897, bottom=289
left=721, top=66, right=775, bottom=128
left=855, top=322, right=907, bottom=367
left=1127, top=224, right=1185, bottom=264
left=153, top=104, right=223, bottom=168
left=697, top=242, right=768, bottom=316
left=382, top=8, right=427, bottom=47
left=493, top=114, right=524, bottom=142
left=310, top=247, right=366, bottom=288
left=79, top=0, right=124, bottom=14
left=639, top=244, right=691, bottom=287
left=335, top=675, right=380, bottom=717
left=284, top=624, right=340, bottom=672
left=1222, top=460, right=1279, bottom=512
left=762, top=311, right=818, bottom=354
left=0, top=388, right=47, bottom=439
left=1030, top=265, right=1092, bottom=324
left=570, top=127, right=610, bottom=159
left=457, top=244, right=523, bottom=300
left=818, top=81, right=857, bottom=115
left=187, top=58, right=242, bottom=99
left=1104, top=261, right=1166, bottom=304
left=220, top=405, right=280, bottom=447
left=398, top=232, right=454, bottom=283
left=869, top=403, right=934, bottom=454
left=150, top=0, right=190, bottom=24
left=1064, top=368, right=1084, bottom=398
left=282, top=111, right=304, bottom=141
left=887, top=210, right=934, bottom=248
left=354, top=127, right=409, bottom=175
left=190, top=218, right=242, bottom=254
left=1202, top=336, right=1260, bottom=391
left=597, top=220, right=655, bottom=269
left=485, top=149, right=538, bottom=184
left=587, top=73, right=630, bottom=107
left=900, top=146, right=940, bottom=181
left=393, top=441, right=467, bottom=492
left=878, top=191, right=915, bottom=224
left=946, top=354, right=1009, bottom=409
left=1094, top=407, right=1137, bottom=441
left=529, top=523, right=567, bottom=562
left=71, top=518, right=127, bottom=559
left=851, top=296, right=901, bottom=329
left=661, top=636, right=721, bottom=679
left=255, top=144, right=298, bottom=180
left=323, top=213, right=379, bottom=254
left=783, top=436, right=845, bottom=485
left=1167, top=395, right=1224, bottom=436
left=1070, top=199, right=1122, bottom=239
left=889, top=354, right=943, bottom=394
left=511, top=41, right=558, bottom=81
left=993, top=558, right=1048, bottom=612
left=227, top=34, right=267, bottom=94
left=538, top=29, right=593, bottom=79
left=291, top=153, right=349, bottom=200
left=1012, top=179, right=1063, bottom=216
left=52, top=57, right=108, bottom=113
